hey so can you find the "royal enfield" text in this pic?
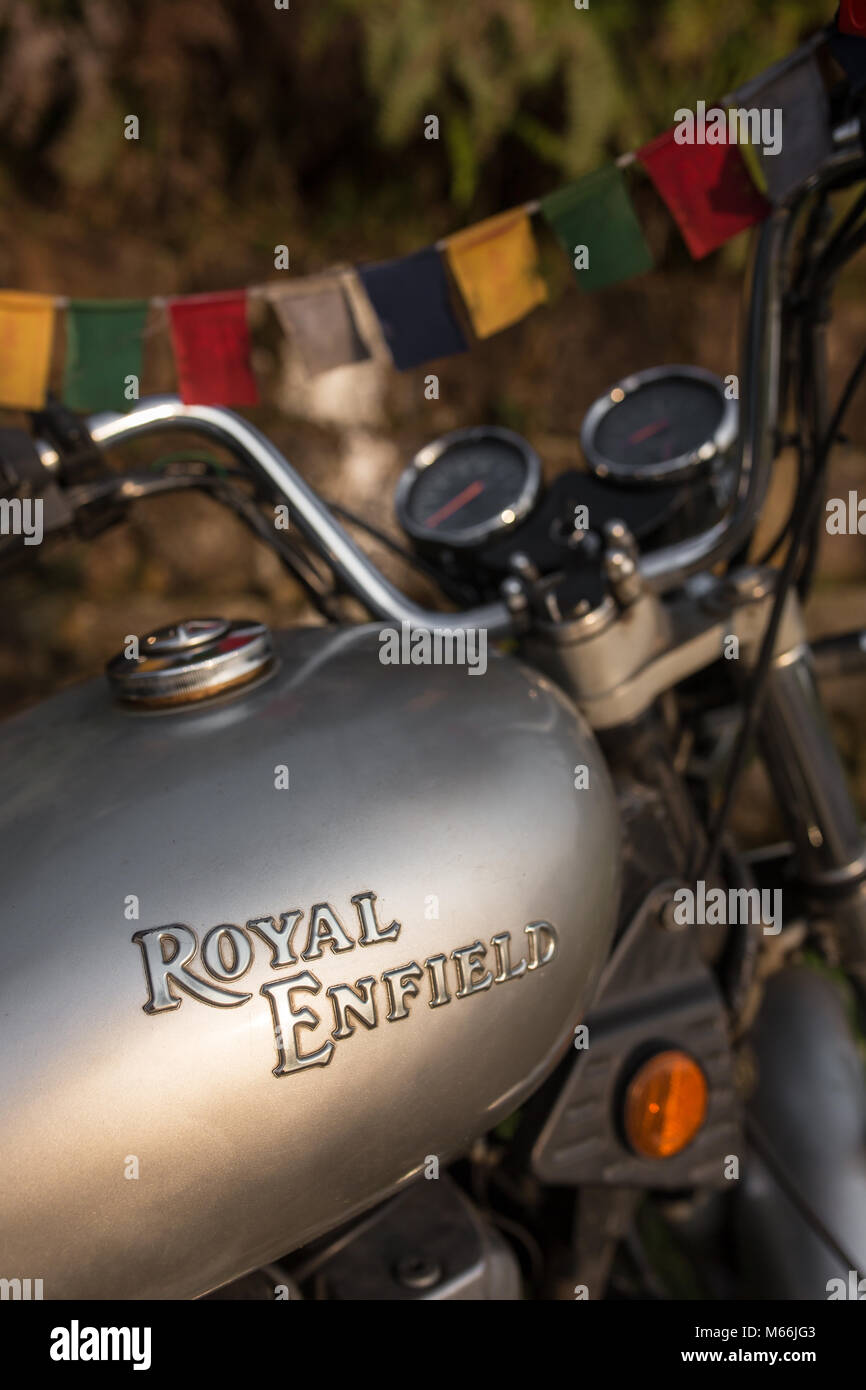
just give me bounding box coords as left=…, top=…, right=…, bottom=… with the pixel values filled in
left=133, top=892, right=557, bottom=1077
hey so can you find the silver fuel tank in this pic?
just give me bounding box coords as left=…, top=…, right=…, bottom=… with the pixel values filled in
left=0, top=625, right=621, bottom=1298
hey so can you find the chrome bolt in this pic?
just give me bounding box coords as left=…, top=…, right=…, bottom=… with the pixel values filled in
left=604, top=549, right=643, bottom=607
left=395, top=1254, right=442, bottom=1290
left=603, top=518, right=639, bottom=561
left=501, top=577, right=529, bottom=615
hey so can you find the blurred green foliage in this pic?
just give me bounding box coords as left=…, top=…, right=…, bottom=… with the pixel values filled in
left=0, top=0, right=838, bottom=252
left=314, top=0, right=832, bottom=205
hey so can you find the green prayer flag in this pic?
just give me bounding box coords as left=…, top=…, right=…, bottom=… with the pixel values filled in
left=541, top=165, right=652, bottom=292
left=63, top=300, right=149, bottom=411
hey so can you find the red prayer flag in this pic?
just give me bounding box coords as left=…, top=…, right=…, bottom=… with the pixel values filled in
left=840, top=1, right=866, bottom=37
left=168, top=290, right=258, bottom=405
left=637, top=128, right=771, bottom=260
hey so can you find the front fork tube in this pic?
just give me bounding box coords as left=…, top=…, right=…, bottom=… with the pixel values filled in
left=757, top=638, right=866, bottom=987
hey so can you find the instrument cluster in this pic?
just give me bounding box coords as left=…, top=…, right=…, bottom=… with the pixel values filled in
left=394, top=367, right=738, bottom=595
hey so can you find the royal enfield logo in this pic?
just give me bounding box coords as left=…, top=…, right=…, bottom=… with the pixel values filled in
left=133, top=891, right=557, bottom=1077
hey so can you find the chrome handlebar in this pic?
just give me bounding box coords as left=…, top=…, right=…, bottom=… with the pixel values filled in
left=640, top=210, right=786, bottom=594
left=77, top=398, right=516, bottom=636
left=643, top=125, right=866, bottom=594
left=32, top=123, right=865, bottom=633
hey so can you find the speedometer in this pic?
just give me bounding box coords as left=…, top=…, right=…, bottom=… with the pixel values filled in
left=580, top=366, right=737, bottom=487
left=395, top=427, right=541, bottom=549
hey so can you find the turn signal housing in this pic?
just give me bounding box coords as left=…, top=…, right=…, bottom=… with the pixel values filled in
left=623, top=1049, right=708, bottom=1158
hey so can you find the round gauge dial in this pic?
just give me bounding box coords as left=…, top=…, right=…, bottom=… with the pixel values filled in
left=395, top=427, right=541, bottom=548
left=581, top=366, right=737, bottom=486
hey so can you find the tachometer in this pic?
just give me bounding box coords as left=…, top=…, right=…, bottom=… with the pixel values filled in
left=580, top=366, right=737, bottom=487
left=395, top=427, right=541, bottom=549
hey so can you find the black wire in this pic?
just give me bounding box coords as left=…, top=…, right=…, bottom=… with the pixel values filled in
left=145, top=463, right=471, bottom=605
left=754, top=445, right=804, bottom=564
left=206, top=482, right=342, bottom=620
left=794, top=332, right=827, bottom=599
left=758, top=196, right=833, bottom=574
left=806, top=185, right=866, bottom=284
left=810, top=214, right=866, bottom=294
left=700, top=336, right=866, bottom=881
left=88, top=466, right=343, bottom=621
left=755, top=199, right=866, bottom=569
left=727, top=196, right=816, bottom=575
left=754, top=293, right=809, bottom=569
left=791, top=189, right=830, bottom=293
left=752, top=215, right=813, bottom=568
left=326, top=500, right=481, bottom=606
left=793, top=287, right=822, bottom=598
left=795, top=209, right=866, bottom=596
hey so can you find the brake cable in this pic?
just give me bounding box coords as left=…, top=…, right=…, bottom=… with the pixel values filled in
left=797, top=206, right=866, bottom=597
left=756, top=184, right=866, bottom=573
left=699, top=335, right=866, bottom=881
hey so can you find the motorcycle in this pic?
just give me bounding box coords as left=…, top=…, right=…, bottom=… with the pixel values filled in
left=2, top=37, right=866, bottom=1304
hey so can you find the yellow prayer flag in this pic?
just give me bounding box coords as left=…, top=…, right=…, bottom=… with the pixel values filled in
left=445, top=209, right=547, bottom=339
left=728, top=108, right=769, bottom=195
left=0, top=291, right=56, bottom=409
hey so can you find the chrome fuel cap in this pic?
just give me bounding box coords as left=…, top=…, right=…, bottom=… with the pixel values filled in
left=106, top=618, right=273, bottom=708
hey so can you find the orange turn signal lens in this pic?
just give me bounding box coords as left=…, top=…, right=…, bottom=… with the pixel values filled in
left=623, top=1050, right=708, bottom=1159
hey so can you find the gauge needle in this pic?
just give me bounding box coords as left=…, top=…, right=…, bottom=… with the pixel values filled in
left=425, top=479, right=485, bottom=529
left=628, top=419, right=670, bottom=446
